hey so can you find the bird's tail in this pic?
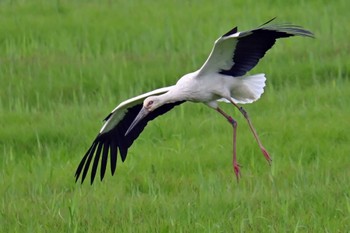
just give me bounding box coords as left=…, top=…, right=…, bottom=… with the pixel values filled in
left=230, top=73, right=266, bottom=104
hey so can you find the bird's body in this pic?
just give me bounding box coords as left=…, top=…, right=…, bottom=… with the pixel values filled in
left=75, top=18, right=313, bottom=184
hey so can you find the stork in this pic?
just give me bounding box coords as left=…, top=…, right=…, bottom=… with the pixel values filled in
left=75, top=18, right=313, bottom=184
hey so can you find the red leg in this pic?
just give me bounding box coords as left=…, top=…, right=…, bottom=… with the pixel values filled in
left=229, top=100, right=272, bottom=165
left=216, top=107, right=241, bottom=181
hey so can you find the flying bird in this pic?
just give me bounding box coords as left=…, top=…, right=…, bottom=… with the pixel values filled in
left=75, top=18, right=313, bottom=184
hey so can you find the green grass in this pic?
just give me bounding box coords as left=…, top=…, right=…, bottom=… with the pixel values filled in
left=1, top=0, right=350, bottom=232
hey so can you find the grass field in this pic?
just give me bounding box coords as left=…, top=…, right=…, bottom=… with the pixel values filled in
left=1, top=0, right=350, bottom=232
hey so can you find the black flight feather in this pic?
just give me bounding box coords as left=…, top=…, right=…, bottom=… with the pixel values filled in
left=100, top=141, right=109, bottom=181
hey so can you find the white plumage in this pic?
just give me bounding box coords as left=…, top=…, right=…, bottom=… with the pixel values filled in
left=75, top=18, right=313, bottom=184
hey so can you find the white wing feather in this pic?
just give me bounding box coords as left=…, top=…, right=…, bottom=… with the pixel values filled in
left=197, top=32, right=241, bottom=76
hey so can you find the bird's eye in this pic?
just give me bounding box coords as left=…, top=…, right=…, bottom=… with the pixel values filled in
left=147, top=100, right=153, bottom=106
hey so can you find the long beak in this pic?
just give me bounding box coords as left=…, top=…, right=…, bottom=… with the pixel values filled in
left=125, top=107, right=150, bottom=136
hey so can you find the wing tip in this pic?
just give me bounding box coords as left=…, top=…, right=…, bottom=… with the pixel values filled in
left=75, top=135, right=108, bottom=185
left=258, top=17, right=314, bottom=38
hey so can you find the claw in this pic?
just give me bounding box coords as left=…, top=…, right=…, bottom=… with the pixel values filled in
left=261, top=147, right=272, bottom=165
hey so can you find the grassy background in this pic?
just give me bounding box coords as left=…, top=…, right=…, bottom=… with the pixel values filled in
left=1, top=0, right=350, bottom=232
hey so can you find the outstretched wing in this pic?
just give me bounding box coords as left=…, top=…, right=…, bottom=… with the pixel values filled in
left=75, top=86, right=185, bottom=184
left=198, top=18, right=314, bottom=77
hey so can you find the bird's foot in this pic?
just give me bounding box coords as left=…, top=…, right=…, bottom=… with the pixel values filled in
left=233, top=162, right=241, bottom=182
left=261, top=147, right=272, bottom=165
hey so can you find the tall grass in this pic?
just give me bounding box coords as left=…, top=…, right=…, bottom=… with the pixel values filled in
left=1, top=0, right=349, bottom=232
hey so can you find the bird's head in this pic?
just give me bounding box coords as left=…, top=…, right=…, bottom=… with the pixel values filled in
left=125, top=96, right=162, bottom=136
left=143, top=96, right=162, bottom=112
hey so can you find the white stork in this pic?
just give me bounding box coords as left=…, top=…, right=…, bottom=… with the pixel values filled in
left=75, top=18, right=313, bottom=184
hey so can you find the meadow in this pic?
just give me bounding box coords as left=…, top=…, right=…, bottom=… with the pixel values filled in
left=1, top=0, right=350, bottom=232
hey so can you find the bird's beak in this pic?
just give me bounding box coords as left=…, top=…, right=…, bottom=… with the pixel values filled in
left=125, top=107, right=150, bottom=136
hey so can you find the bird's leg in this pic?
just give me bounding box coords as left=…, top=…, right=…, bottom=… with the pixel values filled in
left=216, top=107, right=240, bottom=181
left=229, top=100, right=272, bottom=165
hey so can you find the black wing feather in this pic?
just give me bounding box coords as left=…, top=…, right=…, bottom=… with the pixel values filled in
left=220, top=30, right=293, bottom=77
left=220, top=20, right=313, bottom=77
left=75, top=146, right=91, bottom=182
left=110, top=139, right=117, bottom=175
left=80, top=142, right=98, bottom=184
left=222, top=26, right=237, bottom=37
left=100, top=141, right=109, bottom=180
left=75, top=100, right=185, bottom=184
left=90, top=142, right=103, bottom=184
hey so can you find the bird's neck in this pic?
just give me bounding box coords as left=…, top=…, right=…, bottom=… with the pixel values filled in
left=158, top=89, right=186, bottom=105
